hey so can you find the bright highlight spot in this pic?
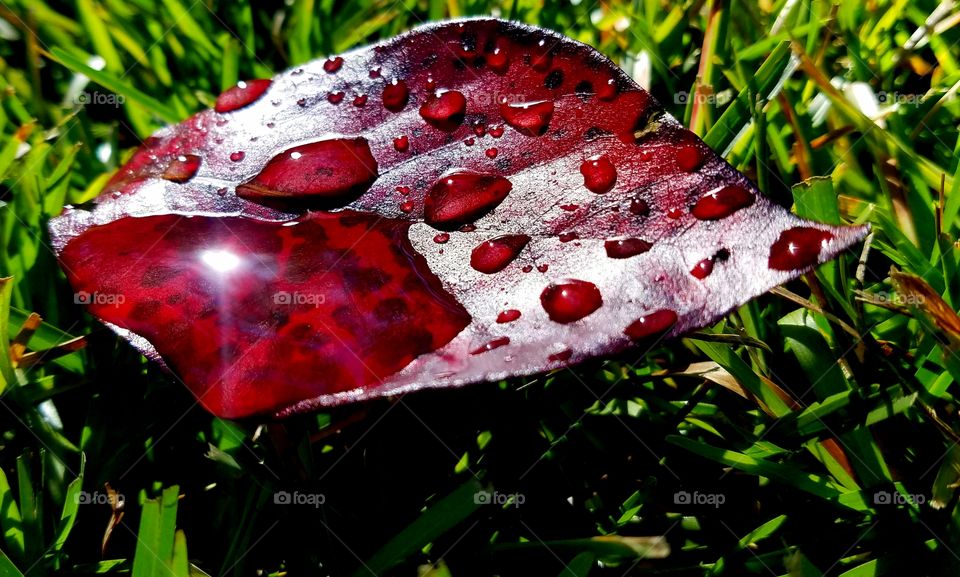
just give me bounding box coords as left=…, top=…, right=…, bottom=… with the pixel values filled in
left=200, top=249, right=241, bottom=273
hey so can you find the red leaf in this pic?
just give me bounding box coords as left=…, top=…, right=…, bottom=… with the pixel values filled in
left=50, top=19, right=868, bottom=418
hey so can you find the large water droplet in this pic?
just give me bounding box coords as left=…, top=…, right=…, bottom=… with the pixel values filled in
left=420, top=90, right=467, bottom=131
left=487, top=39, right=510, bottom=74
left=496, top=309, right=521, bottom=323
left=624, top=309, right=678, bottom=341
left=605, top=238, right=652, bottom=259
left=768, top=227, right=834, bottom=271
left=214, top=79, right=272, bottom=113
left=676, top=144, right=703, bottom=172
left=470, top=234, right=530, bottom=274
left=691, top=185, right=754, bottom=220
left=394, top=135, right=410, bottom=152
left=162, top=154, right=201, bottom=182
left=236, top=137, right=378, bottom=205
left=424, top=171, right=513, bottom=228
left=471, top=336, right=510, bottom=355
left=540, top=280, right=602, bottom=324
left=499, top=99, right=554, bottom=136
left=382, top=79, right=409, bottom=112
left=580, top=155, right=617, bottom=194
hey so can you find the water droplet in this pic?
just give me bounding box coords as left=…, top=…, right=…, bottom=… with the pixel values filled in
left=560, top=203, right=579, bottom=212
left=328, top=91, right=345, bottom=104
left=690, top=257, right=714, bottom=279
left=531, top=42, right=553, bottom=71
left=691, top=185, right=754, bottom=220
left=537, top=264, right=549, bottom=273
left=464, top=137, right=475, bottom=146
left=489, top=125, right=504, bottom=138
left=473, top=123, right=486, bottom=137
left=400, top=200, right=414, bottom=213
left=485, top=147, right=498, bottom=159
left=162, top=154, right=201, bottom=182
left=297, top=98, right=307, bottom=107
left=229, top=151, right=245, bottom=162
left=424, top=171, right=513, bottom=228
left=236, top=138, right=378, bottom=204
left=559, top=232, right=579, bottom=243
left=605, top=238, right=652, bottom=259
left=499, top=99, right=554, bottom=136
left=629, top=198, right=650, bottom=216
left=459, top=224, right=477, bottom=233
left=597, top=78, right=618, bottom=100
left=324, top=56, right=343, bottom=73
left=369, top=67, right=382, bottom=78
left=396, top=185, right=410, bottom=195
left=768, top=227, right=834, bottom=271
left=470, top=234, right=530, bottom=274
left=353, top=94, right=368, bottom=107
left=216, top=187, right=228, bottom=196
left=667, top=208, right=683, bottom=219
left=488, top=40, right=510, bottom=74
left=470, top=336, right=510, bottom=355
left=420, top=90, right=467, bottom=131
left=676, top=144, right=703, bottom=172
left=579, top=155, right=617, bottom=194
left=624, top=309, right=678, bottom=341
left=394, top=135, right=410, bottom=152
left=548, top=349, right=572, bottom=362
left=521, top=265, right=533, bottom=273
left=382, top=79, right=409, bottom=112
left=433, top=232, right=450, bottom=244
left=540, top=280, right=602, bottom=324
left=214, top=79, right=272, bottom=113
left=496, top=309, right=521, bottom=323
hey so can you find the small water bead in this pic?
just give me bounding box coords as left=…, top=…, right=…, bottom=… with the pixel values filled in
left=382, top=79, right=409, bottom=112
left=691, top=185, right=754, bottom=220
left=229, top=151, right=245, bottom=162
left=597, top=78, right=618, bottom=101
left=162, top=154, right=201, bottom=183
left=537, top=264, right=549, bottom=273
left=328, top=91, right=345, bottom=104
left=690, top=258, right=714, bottom=279
left=485, top=148, right=498, bottom=159
left=499, top=99, right=554, bottom=136
left=667, top=208, right=684, bottom=219
left=420, top=90, right=467, bottom=131
left=496, top=309, right=521, bottom=323
left=624, top=309, right=678, bottom=341
left=559, top=232, right=579, bottom=243
left=297, top=98, right=307, bottom=107
left=470, top=234, right=530, bottom=274
left=560, top=204, right=579, bottom=212
left=488, top=125, right=505, bottom=138
left=768, top=227, right=834, bottom=271
left=579, top=155, right=617, bottom=194
left=605, top=238, right=652, bottom=259
left=629, top=198, right=650, bottom=216
left=459, top=224, right=477, bottom=233
left=548, top=349, right=573, bottom=363
left=464, top=138, right=475, bottom=146
left=470, top=336, right=510, bottom=355
left=369, top=67, right=382, bottom=78
left=400, top=200, right=415, bottom=213
left=323, top=56, right=344, bottom=73
left=521, top=265, right=533, bottom=273
left=433, top=232, right=450, bottom=244
left=473, top=123, right=487, bottom=137
left=353, top=94, right=368, bottom=107
left=487, top=39, right=510, bottom=74
left=394, top=135, right=410, bottom=152
left=214, top=79, right=272, bottom=113
left=424, top=171, right=513, bottom=228
left=396, top=186, right=410, bottom=195
left=675, top=143, right=703, bottom=172
left=540, top=280, right=603, bottom=324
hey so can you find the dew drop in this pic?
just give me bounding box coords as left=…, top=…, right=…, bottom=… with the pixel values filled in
left=579, top=155, right=617, bottom=194
left=629, top=198, right=650, bottom=216
left=499, top=99, right=554, bottom=136
left=229, top=151, right=245, bottom=162
left=559, top=232, right=579, bottom=243
left=485, top=147, right=498, bottom=159
left=419, top=90, right=467, bottom=131
left=396, top=185, right=410, bottom=195
left=624, top=309, right=678, bottom=341
left=353, top=94, right=368, bottom=107
left=162, top=154, right=201, bottom=183
left=328, top=91, right=345, bottom=104
left=369, top=67, right=381, bottom=79
left=605, top=238, right=652, bottom=259
left=667, top=208, right=684, bottom=219
left=537, top=264, right=549, bottom=273
left=394, top=135, right=410, bottom=152
left=471, top=336, right=510, bottom=355
left=521, top=265, right=533, bottom=273
left=768, top=227, right=834, bottom=271
left=540, top=280, right=602, bottom=324
left=473, top=123, right=486, bottom=137
left=424, top=171, right=513, bottom=228
left=382, top=79, right=409, bottom=112
left=236, top=137, right=378, bottom=204
left=691, top=185, right=754, bottom=220
left=433, top=232, right=450, bottom=244
left=488, top=40, right=510, bottom=74
left=400, top=200, right=415, bottom=213
left=548, top=349, right=573, bottom=363
left=560, top=203, right=579, bottom=212
left=323, top=56, right=343, bottom=73
left=214, top=79, right=272, bottom=113
left=470, top=234, right=530, bottom=274
left=690, top=258, right=714, bottom=279
left=676, top=143, right=703, bottom=172
left=496, top=309, right=521, bottom=323
left=464, top=137, right=475, bottom=146
left=489, top=125, right=505, bottom=138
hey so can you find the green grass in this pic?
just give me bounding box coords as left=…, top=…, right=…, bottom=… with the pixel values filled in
left=1, top=0, right=960, bottom=575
